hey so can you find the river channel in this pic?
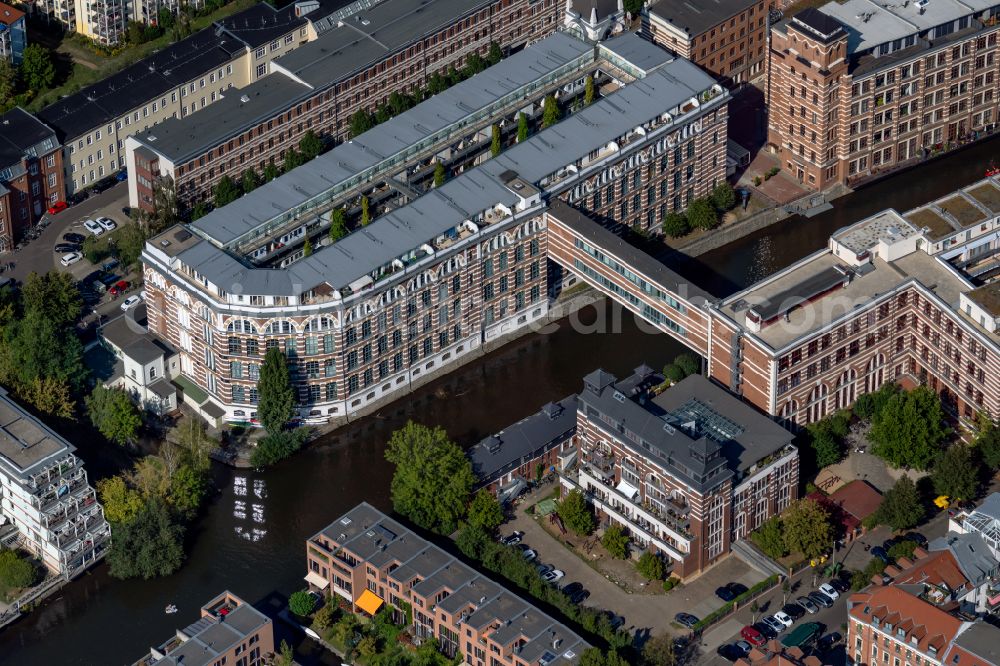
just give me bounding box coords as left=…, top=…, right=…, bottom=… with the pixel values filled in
left=4, top=135, right=1000, bottom=665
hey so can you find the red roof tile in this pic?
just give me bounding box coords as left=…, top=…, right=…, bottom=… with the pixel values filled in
left=0, top=2, right=24, bottom=25
left=828, top=480, right=883, bottom=521
left=849, top=586, right=962, bottom=655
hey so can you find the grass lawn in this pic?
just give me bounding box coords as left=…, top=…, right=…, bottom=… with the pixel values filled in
left=27, top=0, right=256, bottom=112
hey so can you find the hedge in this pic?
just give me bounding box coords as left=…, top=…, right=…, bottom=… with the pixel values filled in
left=692, top=574, right=780, bottom=632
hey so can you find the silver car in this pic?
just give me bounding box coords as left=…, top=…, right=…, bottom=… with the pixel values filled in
left=796, top=596, right=819, bottom=614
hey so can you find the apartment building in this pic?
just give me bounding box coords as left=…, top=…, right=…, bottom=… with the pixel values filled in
left=0, top=387, right=110, bottom=578
left=305, top=503, right=590, bottom=665
left=29, top=0, right=75, bottom=36
left=0, top=108, right=64, bottom=252
left=36, top=0, right=352, bottom=195
left=560, top=368, right=797, bottom=578
left=468, top=395, right=578, bottom=502
left=951, top=492, right=1000, bottom=560
left=0, top=2, right=26, bottom=65
left=711, top=177, right=1000, bottom=428
left=133, top=591, right=274, bottom=666
left=125, top=0, right=566, bottom=212
left=138, top=39, right=727, bottom=424
left=643, top=0, right=772, bottom=85
left=769, top=2, right=1000, bottom=190
left=846, top=584, right=1000, bottom=666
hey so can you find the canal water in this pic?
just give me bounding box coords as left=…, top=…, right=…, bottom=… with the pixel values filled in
left=4, top=136, right=1000, bottom=665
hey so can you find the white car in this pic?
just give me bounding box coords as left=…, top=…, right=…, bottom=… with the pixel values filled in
left=60, top=251, right=82, bottom=267
left=120, top=294, right=142, bottom=311
left=97, top=216, right=117, bottom=232
left=83, top=219, right=104, bottom=235
left=543, top=569, right=565, bottom=584
left=521, top=548, right=537, bottom=562
left=772, top=611, right=794, bottom=628
left=818, top=583, right=840, bottom=600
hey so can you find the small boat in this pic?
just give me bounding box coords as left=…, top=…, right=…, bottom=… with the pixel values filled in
left=165, top=604, right=178, bottom=614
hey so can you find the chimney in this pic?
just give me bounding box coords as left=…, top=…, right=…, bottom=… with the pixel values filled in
left=884, top=564, right=901, bottom=577
left=913, top=546, right=929, bottom=560
left=896, top=556, right=914, bottom=569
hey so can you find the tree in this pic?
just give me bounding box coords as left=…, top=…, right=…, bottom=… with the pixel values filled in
left=661, top=212, right=689, bottom=238
left=142, top=175, right=179, bottom=233
left=810, top=429, right=842, bottom=468
left=874, top=476, right=924, bottom=531
left=169, top=464, right=208, bottom=521
left=96, top=476, right=144, bottom=524
left=932, top=445, right=980, bottom=502
left=0, top=550, right=35, bottom=589
left=601, top=524, right=629, bottom=559
left=517, top=112, right=529, bottom=142
left=870, top=387, right=948, bottom=470
left=313, top=596, right=337, bottom=631
left=887, top=539, right=919, bottom=561
left=584, top=75, right=595, bottom=106
left=975, top=417, right=1000, bottom=470
left=0, top=309, right=87, bottom=393
left=491, top=124, right=501, bottom=157
left=329, top=208, right=348, bottom=242
left=782, top=498, right=832, bottom=559
left=361, top=195, right=371, bottom=226
left=751, top=516, right=787, bottom=559
left=289, top=589, right=317, bottom=617
left=22, top=270, right=83, bottom=328
left=86, top=385, right=142, bottom=446
left=249, top=430, right=307, bottom=468
left=274, top=640, right=294, bottom=666
left=106, top=498, right=185, bottom=579
left=710, top=181, right=737, bottom=211
left=542, top=95, right=561, bottom=128
left=213, top=175, right=240, bottom=208
left=556, top=489, right=595, bottom=536
left=241, top=169, right=261, bottom=194
left=303, top=237, right=313, bottom=257
left=467, top=489, right=504, bottom=533
left=641, top=633, right=675, bottom=666
left=21, top=44, right=55, bottom=91
left=686, top=198, right=719, bottom=231
left=853, top=383, right=900, bottom=421
left=299, top=130, right=325, bottom=161
left=157, top=6, right=175, bottom=29
left=115, top=223, right=148, bottom=269
left=623, top=0, right=643, bottom=15
left=385, top=421, right=475, bottom=535
left=190, top=201, right=209, bottom=221
left=257, top=347, right=295, bottom=434
left=22, top=376, right=74, bottom=418
left=0, top=59, right=15, bottom=110
left=350, top=109, right=374, bottom=137
left=263, top=162, right=280, bottom=182
left=662, top=363, right=685, bottom=383
left=636, top=551, right=665, bottom=580
left=488, top=41, right=503, bottom=65
left=434, top=161, right=446, bottom=187
left=674, top=353, right=699, bottom=377
left=283, top=149, right=305, bottom=172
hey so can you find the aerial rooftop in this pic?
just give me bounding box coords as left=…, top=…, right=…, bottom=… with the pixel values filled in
left=646, top=0, right=760, bottom=37
left=0, top=386, right=76, bottom=481
left=0, top=107, right=59, bottom=172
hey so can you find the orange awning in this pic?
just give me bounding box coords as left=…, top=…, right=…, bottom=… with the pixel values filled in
left=356, top=589, right=384, bottom=616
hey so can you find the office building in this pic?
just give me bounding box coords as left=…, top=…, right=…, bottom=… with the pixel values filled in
left=305, top=502, right=590, bottom=665
left=560, top=368, right=797, bottom=577
left=133, top=591, right=274, bottom=666
left=768, top=2, right=1000, bottom=190
left=0, top=2, right=26, bottom=65
left=0, top=107, right=64, bottom=251
left=138, top=39, right=727, bottom=424
left=643, top=0, right=772, bottom=85
left=0, top=387, right=110, bottom=578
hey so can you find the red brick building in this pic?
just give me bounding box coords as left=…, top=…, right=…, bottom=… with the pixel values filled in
left=0, top=108, right=64, bottom=252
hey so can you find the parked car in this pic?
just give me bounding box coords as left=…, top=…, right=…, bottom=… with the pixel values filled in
left=817, top=632, right=842, bottom=652
left=54, top=243, right=80, bottom=253
left=717, top=644, right=743, bottom=662
left=828, top=578, right=848, bottom=593
left=115, top=169, right=129, bottom=182
left=728, top=583, right=748, bottom=597
left=734, top=640, right=752, bottom=656
left=772, top=611, right=794, bottom=628
left=754, top=622, right=777, bottom=640
left=762, top=615, right=786, bottom=634
left=871, top=546, right=890, bottom=563
left=500, top=532, right=523, bottom=546
left=63, top=232, right=85, bottom=244
left=536, top=563, right=552, bottom=575
left=741, top=625, right=765, bottom=646
left=521, top=548, right=537, bottom=562
left=818, top=583, right=840, bottom=600
left=782, top=603, right=805, bottom=620
left=808, top=591, right=834, bottom=609
left=902, top=532, right=928, bottom=548
left=716, top=586, right=737, bottom=602
left=562, top=582, right=584, bottom=597
left=96, top=216, right=117, bottom=232
left=568, top=587, right=589, bottom=603
left=606, top=613, right=625, bottom=629
left=674, top=613, right=699, bottom=628
left=121, top=294, right=142, bottom=311
left=60, top=252, right=82, bottom=267
left=47, top=201, right=68, bottom=215
left=83, top=219, right=104, bottom=235
left=109, top=280, right=130, bottom=296
left=542, top=569, right=564, bottom=583
left=796, top=596, right=819, bottom=614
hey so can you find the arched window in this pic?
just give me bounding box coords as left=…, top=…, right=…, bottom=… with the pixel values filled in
left=304, top=317, right=334, bottom=332
left=227, top=319, right=258, bottom=334
left=264, top=320, right=295, bottom=335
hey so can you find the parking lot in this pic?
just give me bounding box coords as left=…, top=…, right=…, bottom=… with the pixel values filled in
left=504, top=485, right=768, bottom=639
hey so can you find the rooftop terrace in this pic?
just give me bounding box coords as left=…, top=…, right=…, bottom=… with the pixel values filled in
left=0, top=387, right=75, bottom=481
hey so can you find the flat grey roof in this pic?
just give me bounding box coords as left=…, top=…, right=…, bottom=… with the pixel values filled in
left=953, top=622, right=1000, bottom=665
left=647, top=0, right=760, bottom=37
left=137, top=74, right=311, bottom=163
left=598, top=31, right=675, bottom=74
left=154, top=593, right=270, bottom=666
left=315, top=503, right=589, bottom=664
left=0, top=387, right=75, bottom=480
left=179, top=57, right=718, bottom=297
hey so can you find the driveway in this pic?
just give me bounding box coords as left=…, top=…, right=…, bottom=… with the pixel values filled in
left=505, top=486, right=765, bottom=637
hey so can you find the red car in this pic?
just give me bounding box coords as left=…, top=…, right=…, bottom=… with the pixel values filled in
left=47, top=201, right=68, bottom=215
left=741, top=625, right=765, bottom=647
left=109, top=280, right=130, bottom=297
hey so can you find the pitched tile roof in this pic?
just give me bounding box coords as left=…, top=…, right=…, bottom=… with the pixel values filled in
left=849, top=586, right=963, bottom=655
